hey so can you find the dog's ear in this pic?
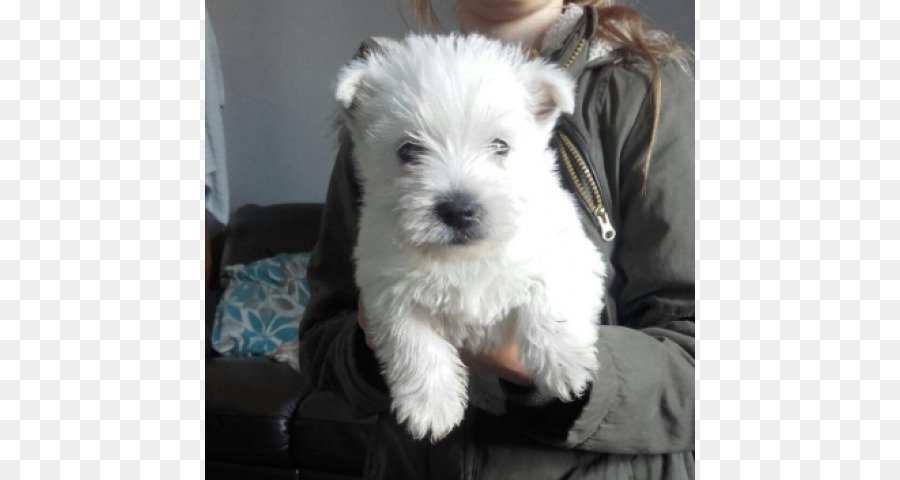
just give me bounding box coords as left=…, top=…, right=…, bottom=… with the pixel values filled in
left=525, top=63, right=576, bottom=130
left=335, top=62, right=368, bottom=111
left=337, top=39, right=394, bottom=111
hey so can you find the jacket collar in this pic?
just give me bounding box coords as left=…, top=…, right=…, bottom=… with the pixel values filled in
left=540, top=5, right=616, bottom=77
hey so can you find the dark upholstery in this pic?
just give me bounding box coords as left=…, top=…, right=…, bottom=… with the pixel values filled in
left=220, top=204, right=325, bottom=276
left=206, top=357, right=307, bottom=467
left=206, top=289, right=223, bottom=359
left=205, top=461, right=298, bottom=480
left=206, top=203, right=373, bottom=479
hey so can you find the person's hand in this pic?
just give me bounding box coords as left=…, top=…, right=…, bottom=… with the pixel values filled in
left=358, top=295, right=533, bottom=387
left=459, top=341, right=534, bottom=387
left=357, top=296, right=374, bottom=349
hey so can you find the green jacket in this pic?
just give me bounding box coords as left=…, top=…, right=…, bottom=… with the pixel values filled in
left=299, top=6, right=695, bottom=479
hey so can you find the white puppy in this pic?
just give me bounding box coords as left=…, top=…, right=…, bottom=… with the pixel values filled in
left=335, top=34, right=606, bottom=442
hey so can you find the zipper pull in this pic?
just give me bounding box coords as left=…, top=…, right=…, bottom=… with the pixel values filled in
left=594, top=206, right=616, bottom=242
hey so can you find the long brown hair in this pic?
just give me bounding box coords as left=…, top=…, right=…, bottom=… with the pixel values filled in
left=410, top=0, right=691, bottom=194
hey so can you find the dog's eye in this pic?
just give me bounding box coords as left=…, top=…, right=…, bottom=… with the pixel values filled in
left=491, top=139, right=509, bottom=157
left=397, top=142, right=425, bottom=165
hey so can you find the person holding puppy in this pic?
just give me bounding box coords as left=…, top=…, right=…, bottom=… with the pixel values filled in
left=299, top=1, right=695, bottom=479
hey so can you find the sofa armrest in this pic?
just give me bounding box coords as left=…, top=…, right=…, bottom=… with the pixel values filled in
left=220, top=203, right=324, bottom=273
left=206, top=357, right=308, bottom=468
left=206, top=289, right=224, bottom=359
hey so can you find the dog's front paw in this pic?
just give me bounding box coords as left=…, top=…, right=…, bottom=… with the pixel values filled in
left=531, top=345, right=599, bottom=402
left=394, top=390, right=466, bottom=442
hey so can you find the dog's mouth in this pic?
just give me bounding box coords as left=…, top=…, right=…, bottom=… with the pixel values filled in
left=400, top=225, right=486, bottom=250
left=413, top=229, right=494, bottom=261
left=447, top=229, right=484, bottom=246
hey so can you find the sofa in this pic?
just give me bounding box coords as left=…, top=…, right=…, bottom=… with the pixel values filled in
left=206, top=203, right=376, bottom=480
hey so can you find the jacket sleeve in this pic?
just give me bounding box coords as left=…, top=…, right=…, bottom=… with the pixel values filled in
left=502, top=60, right=695, bottom=454
left=297, top=129, right=393, bottom=417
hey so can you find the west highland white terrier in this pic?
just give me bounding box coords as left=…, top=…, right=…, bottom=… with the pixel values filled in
left=335, top=34, right=606, bottom=442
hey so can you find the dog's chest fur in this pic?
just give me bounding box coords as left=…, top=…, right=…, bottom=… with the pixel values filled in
left=412, top=256, right=532, bottom=350
left=361, top=243, right=539, bottom=351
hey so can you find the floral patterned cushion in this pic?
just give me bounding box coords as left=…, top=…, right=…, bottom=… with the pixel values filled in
left=211, top=253, right=311, bottom=370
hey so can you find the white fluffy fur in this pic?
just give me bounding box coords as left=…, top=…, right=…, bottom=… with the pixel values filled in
left=336, top=34, right=606, bottom=442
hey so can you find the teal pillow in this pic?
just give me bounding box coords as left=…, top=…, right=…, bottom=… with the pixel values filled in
left=211, top=253, right=311, bottom=369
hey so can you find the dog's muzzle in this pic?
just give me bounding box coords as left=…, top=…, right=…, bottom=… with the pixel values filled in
left=434, top=192, right=484, bottom=244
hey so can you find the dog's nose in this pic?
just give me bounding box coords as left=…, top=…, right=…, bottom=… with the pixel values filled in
left=435, top=193, right=480, bottom=230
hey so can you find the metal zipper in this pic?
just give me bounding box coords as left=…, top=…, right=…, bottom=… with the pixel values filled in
left=564, top=38, right=586, bottom=69
left=556, top=118, right=613, bottom=211
left=556, top=34, right=616, bottom=241
left=554, top=126, right=617, bottom=242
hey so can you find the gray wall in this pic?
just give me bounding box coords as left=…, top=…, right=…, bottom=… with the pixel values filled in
left=206, top=1, right=693, bottom=212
